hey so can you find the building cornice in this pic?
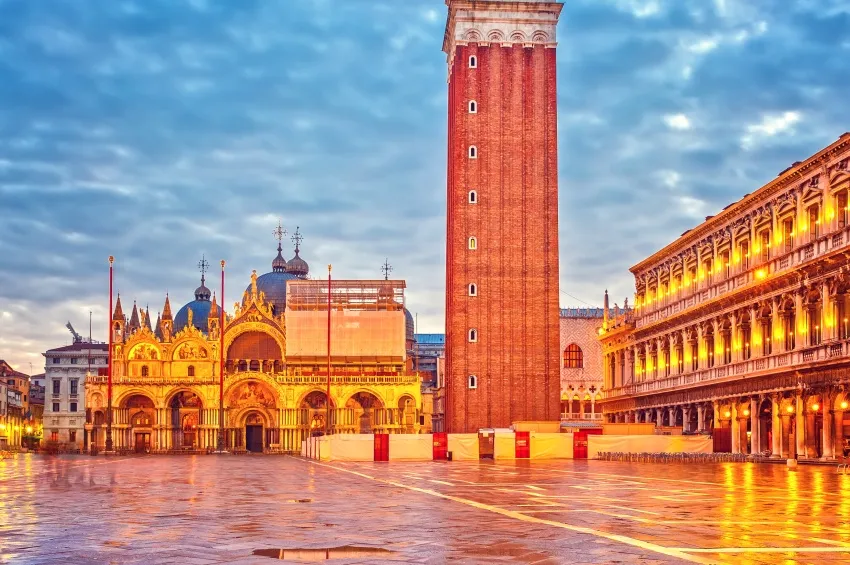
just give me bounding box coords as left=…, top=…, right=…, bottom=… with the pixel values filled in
left=630, top=133, right=850, bottom=278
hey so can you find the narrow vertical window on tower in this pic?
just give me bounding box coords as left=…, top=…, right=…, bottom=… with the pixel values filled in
left=468, top=100, right=477, bottom=113
left=468, top=145, right=477, bottom=159
left=468, top=328, right=478, bottom=343
left=468, top=236, right=477, bottom=250
left=468, top=283, right=477, bottom=296
left=469, top=55, right=477, bottom=68
left=468, top=190, right=477, bottom=204
left=468, top=375, right=478, bottom=389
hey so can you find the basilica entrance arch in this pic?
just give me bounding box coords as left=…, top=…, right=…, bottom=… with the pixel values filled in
left=244, top=411, right=265, bottom=453
left=123, top=394, right=155, bottom=453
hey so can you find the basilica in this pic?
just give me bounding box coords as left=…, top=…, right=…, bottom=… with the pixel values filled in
left=84, top=228, right=421, bottom=453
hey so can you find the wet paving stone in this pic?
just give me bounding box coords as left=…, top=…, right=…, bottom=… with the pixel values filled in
left=2, top=454, right=850, bottom=563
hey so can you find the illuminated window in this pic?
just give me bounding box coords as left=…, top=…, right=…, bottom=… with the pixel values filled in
left=469, top=55, right=477, bottom=68
left=468, top=283, right=477, bottom=296
left=468, top=190, right=477, bottom=204
left=739, top=240, right=749, bottom=271
left=468, top=145, right=478, bottom=159
left=468, top=328, right=478, bottom=342
left=141, top=365, right=149, bottom=377
left=563, top=344, right=583, bottom=369
left=468, top=236, right=477, bottom=250
left=469, top=100, right=477, bottom=113
left=721, top=250, right=730, bottom=278
left=808, top=204, right=820, bottom=240
left=188, top=365, right=195, bottom=377
left=838, top=191, right=848, bottom=228
left=783, top=217, right=794, bottom=252
left=759, top=229, right=770, bottom=262
left=468, top=375, right=478, bottom=389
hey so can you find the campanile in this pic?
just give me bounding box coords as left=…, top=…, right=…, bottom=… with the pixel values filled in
left=444, top=0, right=563, bottom=432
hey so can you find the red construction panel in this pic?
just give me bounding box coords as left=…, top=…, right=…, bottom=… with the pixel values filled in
left=433, top=432, right=448, bottom=460
left=515, top=431, right=530, bottom=459
left=574, top=431, right=588, bottom=459
left=713, top=427, right=732, bottom=453
left=374, top=433, right=389, bottom=461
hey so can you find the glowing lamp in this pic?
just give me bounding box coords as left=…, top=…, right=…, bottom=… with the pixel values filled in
left=756, top=269, right=767, bottom=280
left=841, top=401, right=848, bottom=410
left=0, top=423, right=5, bottom=431
left=812, top=403, right=819, bottom=412
left=25, top=425, right=33, bottom=434
left=743, top=409, right=750, bottom=416
left=724, top=411, right=731, bottom=418
left=786, top=405, right=794, bottom=414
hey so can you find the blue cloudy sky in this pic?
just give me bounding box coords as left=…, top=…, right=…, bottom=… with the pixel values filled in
left=1, top=0, right=849, bottom=372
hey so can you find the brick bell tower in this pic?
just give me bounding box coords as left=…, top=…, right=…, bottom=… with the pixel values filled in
left=444, top=0, right=563, bottom=433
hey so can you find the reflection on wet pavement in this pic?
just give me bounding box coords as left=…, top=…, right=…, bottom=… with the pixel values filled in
left=252, top=546, right=394, bottom=560
left=1, top=454, right=850, bottom=564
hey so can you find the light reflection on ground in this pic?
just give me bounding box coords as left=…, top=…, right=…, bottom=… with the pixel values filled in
left=1, top=454, right=849, bottom=564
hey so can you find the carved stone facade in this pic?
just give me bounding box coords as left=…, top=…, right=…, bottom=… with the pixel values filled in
left=444, top=0, right=564, bottom=432
left=85, top=268, right=422, bottom=454
left=600, top=133, right=850, bottom=459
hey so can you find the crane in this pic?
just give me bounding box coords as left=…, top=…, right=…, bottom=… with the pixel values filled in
left=65, top=322, right=82, bottom=343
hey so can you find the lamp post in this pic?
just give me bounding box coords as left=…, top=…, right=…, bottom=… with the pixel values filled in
left=106, top=255, right=114, bottom=453
left=326, top=264, right=332, bottom=436
left=217, top=260, right=226, bottom=452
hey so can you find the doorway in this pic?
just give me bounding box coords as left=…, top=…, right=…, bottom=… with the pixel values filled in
left=134, top=432, right=151, bottom=453
left=246, top=425, right=263, bottom=453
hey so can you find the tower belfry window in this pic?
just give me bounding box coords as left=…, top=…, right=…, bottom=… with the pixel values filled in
left=468, top=146, right=477, bottom=159
left=469, top=55, right=477, bottom=68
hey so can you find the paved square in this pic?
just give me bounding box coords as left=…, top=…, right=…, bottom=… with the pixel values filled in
left=2, top=455, right=850, bottom=564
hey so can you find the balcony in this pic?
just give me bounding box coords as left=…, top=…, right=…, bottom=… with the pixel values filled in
left=560, top=413, right=603, bottom=421
left=633, top=226, right=849, bottom=330
left=605, top=340, right=850, bottom=400
left=85, top=373, right=419, bottom=387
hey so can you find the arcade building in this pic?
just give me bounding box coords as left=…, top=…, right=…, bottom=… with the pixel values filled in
left=85, top=229, right=421, bottom=453
left=600, top=134, right=850, bottom=459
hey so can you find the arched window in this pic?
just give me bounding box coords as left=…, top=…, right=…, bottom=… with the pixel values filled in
left=468, top=328, right=478, bottom=343
left=468, top=283, right=477, bottom=296
left=469, top=55, right=477, bottom=68
left=468, top=236, right=477, bottom=250
left=468, top=146, right=477, bottom=159
left=468, top=100, right=477, bottom=113
left=141, top=365, right=149, bottom=377
left=468, top=190, right=477, bottom=204
left=249, top=360, right=260, bottom=372
left=563, top=344, right=583, bottom=368
left=468, top=375, right=478, bottom=389
left=187, top=365, right=195, bottom=377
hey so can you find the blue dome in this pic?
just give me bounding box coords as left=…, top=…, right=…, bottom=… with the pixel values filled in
left=404, top=308, right=415, bottom=342
left=246, top=271, right=299, bottom=315
left=174, top=300, right=221, bottom=334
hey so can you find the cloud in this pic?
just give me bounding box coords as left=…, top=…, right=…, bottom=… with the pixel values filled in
left=1, top=0, right=849, bottom=370
left=663, top=113, right=692, bottom=130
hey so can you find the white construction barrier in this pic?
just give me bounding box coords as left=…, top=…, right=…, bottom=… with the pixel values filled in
left=447, top=433, right=479, bottom=460
left=588, top=434, right=713, bottom=459
left=389, top=434, right=433, bottom=461
left=330, top=434, right=375, bottom=461
left=494, top=433, right=516, bottom=460
left=530, top=432, right=573, bottom=459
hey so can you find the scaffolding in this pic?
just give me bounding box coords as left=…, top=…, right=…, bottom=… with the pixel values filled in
left=286, top=280, right=406, bottom=311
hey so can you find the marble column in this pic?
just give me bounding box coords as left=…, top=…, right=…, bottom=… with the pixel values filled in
left=731, top=403, right=740, bottom=454
left=823, top=397, right=835, bottom=460
left=796, top=394, right=807, bottom=459
left=750, top=397, right=759, bottom=455
left=835, top=409, right=846, bottom=458
left=771, top=395, right=781, bottom=458
left=655, top=407, right=663, bottom=427
left=781, top=412, right=792, bottom=458
left=669, top=406, right=677, bottom=428
left=697, top=404, right=705, bottom=432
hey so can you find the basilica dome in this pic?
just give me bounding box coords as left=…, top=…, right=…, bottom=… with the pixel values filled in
left=245, top=241, right=307, bottom=315
left=404, top=307, right=415, bottom=343
left=174, top=279, right=221, bottom=334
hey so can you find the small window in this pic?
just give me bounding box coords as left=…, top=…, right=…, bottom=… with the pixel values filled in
left=188, top=365, right=195, bottom=377
left=468, top=328, right=478, bottom=342
left=468, top=283, right=478, bottom=296
left=468, top=100, right=477, bottom=113
left=52, top=402, right=59, bottom=412
left=468, top=146, right=477, bottom=159
left=468, top=190, right=477, bottom=204
left=141, top=365, right=149, bottom=377
left=468, top=236, right=477, bottom=250
left=70, top=358, right=78, bottom=364
left=52, top=358, right=60, bottom=364
left=469, top=55, right=477, bottom=68
left=468, top=375, right=478, bottom=389
left=563, top=344, right=584, bottom=369
left=70, top=402, right=77, bottom=413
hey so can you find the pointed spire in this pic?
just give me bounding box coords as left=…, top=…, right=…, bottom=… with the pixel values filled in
left=272, top=219, right=288, bottom=273
left=603, top=289, right=610, bottom=327
left=154, top=312, right=162, bottom=339
left=162, top=293, right=173, bottom=320
left=195, top=256, right=211, bottom=301
left=128, top=301, right=141, bottom=332
left=112, top=294, right=125, bottom=321
left=209, top=292, right=219, bottom=319
left=144, top=305, right=153, bottom=331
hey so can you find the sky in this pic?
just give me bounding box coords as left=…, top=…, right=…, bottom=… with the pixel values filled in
left=1, top=0, right=849, bottom=372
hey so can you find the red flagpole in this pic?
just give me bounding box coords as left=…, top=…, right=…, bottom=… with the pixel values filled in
left=218, top=260, right=226, bottom=451
left=326, top=264, right=332, bottom=436
left=106, top=255, right=114, bottom=452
